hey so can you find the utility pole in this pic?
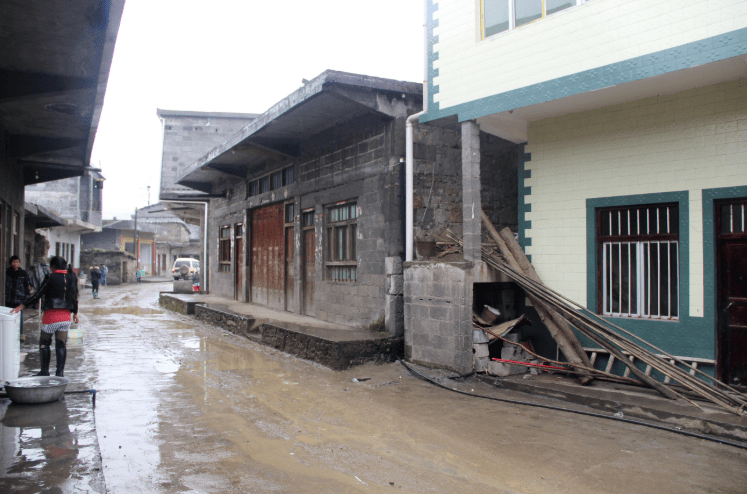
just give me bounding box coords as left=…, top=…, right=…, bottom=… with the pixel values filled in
left=147, top=185, right=151, bottom=206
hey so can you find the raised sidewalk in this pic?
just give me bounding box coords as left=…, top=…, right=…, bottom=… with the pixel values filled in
left=159, top=292, right=402, bottom=370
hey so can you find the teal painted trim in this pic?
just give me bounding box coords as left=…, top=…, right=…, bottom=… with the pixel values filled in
left=420, top=27, right=747, bottom=124
left=701, top=185, right=747, bottom=352
left=426, top=0, right=440, bottom=114
left=583, top=191, right=715, bottom=360
left=517, top=147, right=531, bottom=256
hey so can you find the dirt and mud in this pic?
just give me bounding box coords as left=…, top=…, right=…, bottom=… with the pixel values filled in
left=2, top=282, right=745, bottom=493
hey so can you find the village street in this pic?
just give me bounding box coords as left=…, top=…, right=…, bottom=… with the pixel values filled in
left=1, top=281, right=745, bottom=494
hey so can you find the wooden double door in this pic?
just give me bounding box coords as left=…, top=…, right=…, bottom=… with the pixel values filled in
left=250, top=203, right=310, bottom=313
left=717, top=199, right=747, bottom=387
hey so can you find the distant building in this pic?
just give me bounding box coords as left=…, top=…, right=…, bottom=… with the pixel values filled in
left=133, top=203, right=201, bottom=276
left=81, top=220, right=156, bottom=277
left=25, top=170, right=104, bottom=272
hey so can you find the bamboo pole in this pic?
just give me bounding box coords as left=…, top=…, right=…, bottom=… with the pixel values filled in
left=479, top=211, right=593, bottom=383
left=497, top=226, right=594, bottom=371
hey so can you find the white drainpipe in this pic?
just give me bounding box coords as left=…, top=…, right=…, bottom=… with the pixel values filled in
left=405, top=0, right=429, bottom=262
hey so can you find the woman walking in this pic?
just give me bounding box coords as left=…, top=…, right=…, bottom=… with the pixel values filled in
left=89, top=265, right=101, bottom=299
left=11, top=256, right=78, bottom=377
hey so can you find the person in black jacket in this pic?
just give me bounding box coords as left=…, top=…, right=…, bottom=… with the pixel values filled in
left=89, top=265, right=101, bottom=299
left=5, top=255, right=31, bottom=342
left=11, top=256, right=79, bottom=377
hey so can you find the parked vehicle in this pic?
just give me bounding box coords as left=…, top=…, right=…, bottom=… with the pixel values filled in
left=172, top=258, right=200, bottom=280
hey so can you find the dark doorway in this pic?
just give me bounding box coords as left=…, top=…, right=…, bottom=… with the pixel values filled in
left=284, top=204, right=295, bottom=312
left=234, top=224, right=243, bottom=301
left=716, top=199, right=747, bottom=386
left=302, top=210, right=315, bottom=316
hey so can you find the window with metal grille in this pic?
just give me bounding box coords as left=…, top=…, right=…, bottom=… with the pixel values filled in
left=282, top=166, right=295, bottom=186
left=326, top=201, right=357, bottom=282
left=598, top=204, right=679, bottom=320
left=270, top=171, right=282, bottom=190
left=248, top=180, right=259, bottom=197
left=219, top=225, right=231, bottom=272
left=259, top=177, right=269, bottom=194
left=720, top=201, right=746, bottom=235
left=302, top=210, right=314, bottom=227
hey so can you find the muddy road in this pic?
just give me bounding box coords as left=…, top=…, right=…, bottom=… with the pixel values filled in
left=3, top=282, right=746, bottom=493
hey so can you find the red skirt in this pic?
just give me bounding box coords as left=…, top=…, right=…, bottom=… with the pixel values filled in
left=41, top=308, right=71, bottom=333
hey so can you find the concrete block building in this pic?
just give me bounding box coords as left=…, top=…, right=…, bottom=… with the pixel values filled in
left=171, top=71, right=426, bottom=334
left=25, top=170, right=105, bottom=272
left=407, top=0, right=747, bottom=383
left=0, top=0, right=123, bottom=302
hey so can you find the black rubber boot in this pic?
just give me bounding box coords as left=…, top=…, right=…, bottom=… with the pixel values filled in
left=55, top=339, right=67, bottom=377
left=36, top=345, right=51, bottom=376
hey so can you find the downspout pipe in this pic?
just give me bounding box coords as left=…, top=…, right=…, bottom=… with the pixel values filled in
left=161, top=199, right=209, bottom=294
left=405, top=0, right=430, bottom=262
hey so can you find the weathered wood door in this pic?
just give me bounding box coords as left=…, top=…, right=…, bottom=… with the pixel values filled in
left=284, top=226, right=294, bottom=311
left=717, top=199, right=747, bottom=386
left=302, top=210, right=315, bottom=316
left=234, top=224, right=243, bottom=301
left=251, top=204, right=284, bottom=309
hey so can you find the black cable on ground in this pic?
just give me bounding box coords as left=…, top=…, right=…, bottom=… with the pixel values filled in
left=398, top=359, right=747, bottom=451
left=447, top=370, right=476, bottom=380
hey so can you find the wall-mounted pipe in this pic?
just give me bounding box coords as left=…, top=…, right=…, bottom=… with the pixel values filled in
left=405, top=0, right=430, bottom=262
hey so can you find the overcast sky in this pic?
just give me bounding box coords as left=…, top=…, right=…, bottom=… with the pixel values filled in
left=91, top=0, right=424, bottom=219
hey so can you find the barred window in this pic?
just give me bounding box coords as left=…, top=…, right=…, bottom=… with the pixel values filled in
left=326, top=201, right=357, bottom=282
left=249, top=180, right=259, bottom=197
left=259, top=176, right=269, bottom=194
left=282, top=166, right=295, bottom=186
left=270, top=171, right=282, bottom=190
left=219, top=225, right=231, bottom=273
left=598, top=204, right=679, bottom=320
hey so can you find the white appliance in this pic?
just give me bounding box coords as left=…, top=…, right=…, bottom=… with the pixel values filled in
left=0, top=306, right=20, bottom=382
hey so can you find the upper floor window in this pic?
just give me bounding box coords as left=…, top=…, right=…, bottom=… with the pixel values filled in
left=598, top=204, right=679, bottom=320
left=482, top=0, right=588, bottom=38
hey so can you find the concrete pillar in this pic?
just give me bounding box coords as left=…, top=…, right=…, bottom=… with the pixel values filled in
left=461, top=120, right=481, bottom=262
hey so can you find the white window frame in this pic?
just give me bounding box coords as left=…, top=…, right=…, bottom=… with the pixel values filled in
left=481, top=0, right=591, bottom=39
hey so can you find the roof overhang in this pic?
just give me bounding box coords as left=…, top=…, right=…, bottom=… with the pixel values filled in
left=57, top=218, right=102, bottom=234
left=175, top=70, right=422, bottom=194
left=0, top=0, right=125, bottom=185
left=24, top=202, right=66, bottom=229
left=474, top=55, right=747, bottom=144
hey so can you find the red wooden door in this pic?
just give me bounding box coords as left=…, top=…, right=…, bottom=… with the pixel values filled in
left=303, top=229, right=315, bottom=316
left=717, top=200, right=747, bottom=386
left=251, top=204, right=284, bottom=309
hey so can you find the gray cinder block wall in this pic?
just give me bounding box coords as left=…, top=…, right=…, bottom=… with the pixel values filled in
left=404, top=121, right=520, bottom=372
left=208, top=113, right=409, bottom=334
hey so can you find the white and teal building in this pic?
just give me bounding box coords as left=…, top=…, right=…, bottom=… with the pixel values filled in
left=405, top=0, right=747, bottom=383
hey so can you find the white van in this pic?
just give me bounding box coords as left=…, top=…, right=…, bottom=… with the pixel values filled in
left=171, top=258, right=200, bottom=280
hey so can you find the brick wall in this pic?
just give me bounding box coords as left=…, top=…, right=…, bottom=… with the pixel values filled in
left=432, top=0, right=746, bottom=111
left=524, top=79, right=747, bottom=315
